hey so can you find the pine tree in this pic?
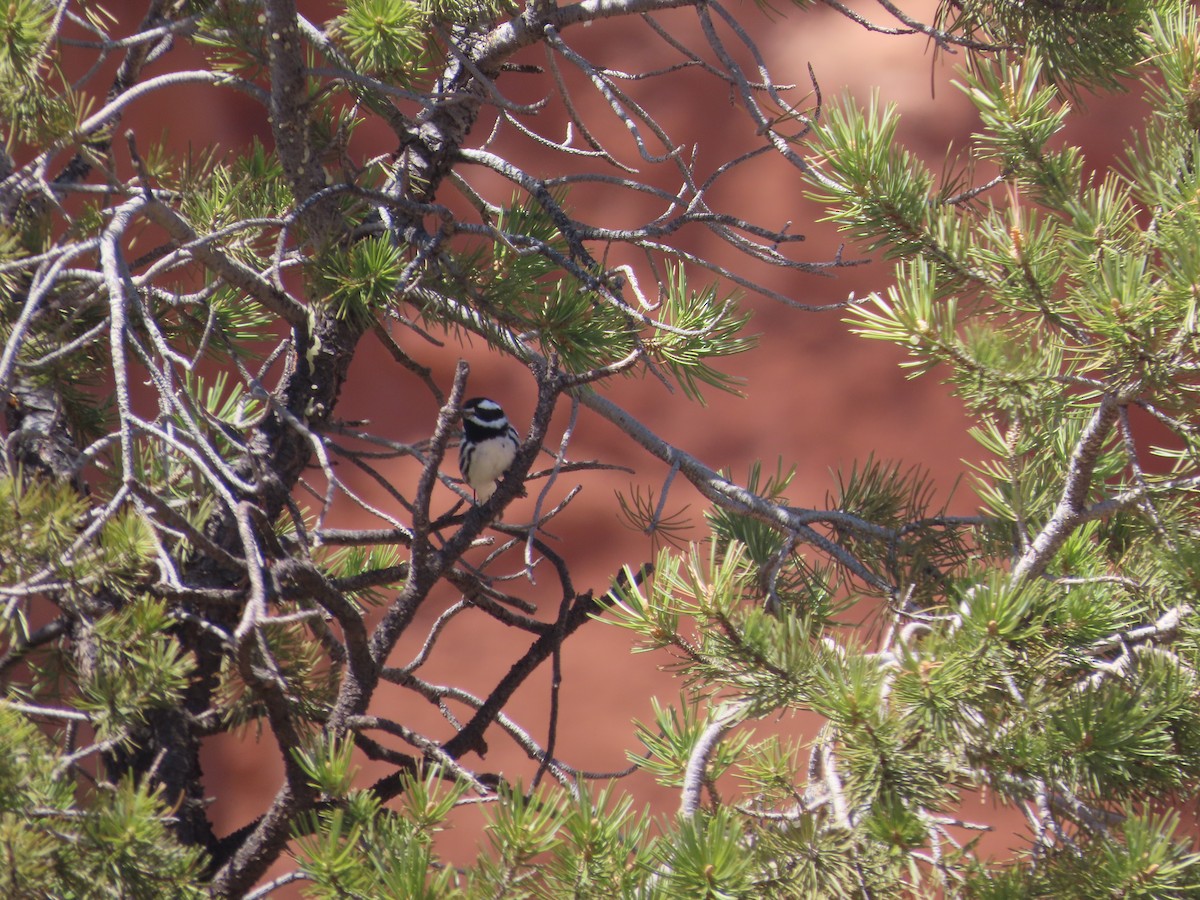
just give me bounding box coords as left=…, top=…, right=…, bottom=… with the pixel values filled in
left=2, top=0, right=1198, bottom=896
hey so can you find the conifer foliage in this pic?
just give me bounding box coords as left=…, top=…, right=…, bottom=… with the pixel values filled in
left=1, top=0, right=1199, bottom=895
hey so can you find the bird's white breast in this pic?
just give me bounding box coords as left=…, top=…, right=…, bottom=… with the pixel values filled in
left=467, top=436, right=517, bottom=499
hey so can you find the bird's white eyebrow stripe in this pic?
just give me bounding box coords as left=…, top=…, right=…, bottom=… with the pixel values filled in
left=468, top=405, right=506, bottom=421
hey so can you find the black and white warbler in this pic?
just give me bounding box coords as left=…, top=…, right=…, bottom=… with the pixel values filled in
left=459, top=397, right=520, bottom=502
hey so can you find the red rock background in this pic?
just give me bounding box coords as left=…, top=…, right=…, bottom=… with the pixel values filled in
left=88, top=0, right=1171, bottom=890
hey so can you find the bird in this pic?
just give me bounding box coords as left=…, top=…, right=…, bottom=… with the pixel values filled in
left=459, top=397, right=520, bottom=502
